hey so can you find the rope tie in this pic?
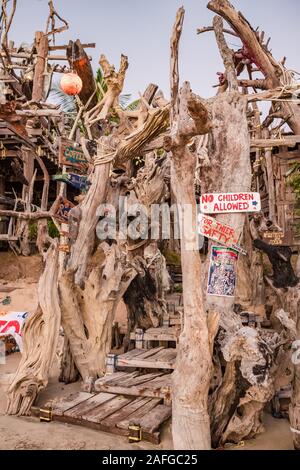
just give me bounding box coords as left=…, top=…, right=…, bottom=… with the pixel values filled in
left=94, top=151, right=115, bottom=166
left=94, top=140, right=116, bottom=166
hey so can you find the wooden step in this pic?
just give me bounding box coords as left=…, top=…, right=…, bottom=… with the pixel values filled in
left=34, top=390, right=171, bottom=444
left=130, top=326, right=179, bottom=345
left=115, top=347, right=177, bottom=370
left=0, top=235, right=18, bottom=241
left=95, top=371, right=172, bottom=403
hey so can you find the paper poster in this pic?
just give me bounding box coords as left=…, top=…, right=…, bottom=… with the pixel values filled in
left=200, top=192, right=261, bottom=214
left=207, top=246, right=238, bottom=297
left=0, top=311, right=29, bottom=351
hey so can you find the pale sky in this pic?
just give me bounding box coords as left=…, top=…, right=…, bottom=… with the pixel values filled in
left=8, top=0, right=300, bottom=99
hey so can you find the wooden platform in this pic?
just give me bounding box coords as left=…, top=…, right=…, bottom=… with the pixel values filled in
left=130, top=327, right=179, bottom=344
left=0, top=235, right=18, bottom=241
left=34, top=391, right=171, bottom=444
left=95, top=371, right=172, bottom=402
left=115, top=347, right=177, bottom=370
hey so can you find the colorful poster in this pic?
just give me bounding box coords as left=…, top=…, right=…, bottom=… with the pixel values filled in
left=0, top=311, right=29, bottom=351
left=53, top=196, right=74, bottom=222
left=207, top=246, right=238, bottom=297
left=200, top=192, right=261, bottom=214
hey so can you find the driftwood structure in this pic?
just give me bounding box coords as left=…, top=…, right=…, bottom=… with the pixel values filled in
left=1, top=0, right=300, bottom=450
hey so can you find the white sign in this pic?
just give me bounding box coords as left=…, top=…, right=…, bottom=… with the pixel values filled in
left=197, top=213, right=247, bottom=255
left=0, top=311, right=29, bottom=351
left=200, top=192, right=261, bottom=214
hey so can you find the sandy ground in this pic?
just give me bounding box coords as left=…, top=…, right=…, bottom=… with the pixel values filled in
left=0, top=354, right=172, bottom=450
left=0, top=253, right=295, bottom=450
left=0, top=353, right=294, bottom=451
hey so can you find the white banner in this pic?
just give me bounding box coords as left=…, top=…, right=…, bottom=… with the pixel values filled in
left=200, top=192, right=261, bottom=214
left=0, top=311, right=29, bottom=352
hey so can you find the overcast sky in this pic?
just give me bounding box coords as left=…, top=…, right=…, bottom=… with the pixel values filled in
left=8, top=0, right=300, bottom=99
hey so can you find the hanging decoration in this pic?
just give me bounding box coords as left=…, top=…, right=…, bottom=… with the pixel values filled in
left=60, top=72, right=82, bottom=96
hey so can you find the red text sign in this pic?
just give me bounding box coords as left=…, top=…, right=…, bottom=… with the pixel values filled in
left=200, top=192, right=261, bottom=214
left=198, top=213, right=247, bottom=255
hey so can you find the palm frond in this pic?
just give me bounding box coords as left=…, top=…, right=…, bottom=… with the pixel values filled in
left=47, top=81, right=76, bottom=113
left=125, top=99, right=140, bottom=111
left=119, top=93, right=131, bottom=108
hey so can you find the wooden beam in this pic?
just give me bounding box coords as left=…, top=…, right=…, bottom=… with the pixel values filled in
left=250, top=136, right=300, bottom=149
left=0, top=210, right=55, bottom=220
left=32, top=32, right=49, bottom=102
left=16, top=109, right=62, bottom=117
left=66, top=39, right=97, bottom=109
left=0, top=51, right=92, bottom=61
left=49, top=43, right=96, bottom=51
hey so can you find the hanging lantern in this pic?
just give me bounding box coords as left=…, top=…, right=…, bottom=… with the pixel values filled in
left=60, top=72, right=83, bottom=96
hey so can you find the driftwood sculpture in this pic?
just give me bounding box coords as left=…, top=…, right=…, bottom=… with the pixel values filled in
left=2, top=0, right=300, bottom=451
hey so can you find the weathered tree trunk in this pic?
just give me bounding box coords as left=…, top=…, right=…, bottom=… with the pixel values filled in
left=32, top=31, right=50, bottom=252
left=60, top=242, right=140, bottom=380
left=207, top=0, right=300, bottom=134
left=199, top=16, right=268, bottom=445
left=281, top=262, right=300, bottom=449
left=66, top=39, right=98, bottom=109
left=166, top=8, right=214, bottom=450
left=6, top=242, right=61, bottom=415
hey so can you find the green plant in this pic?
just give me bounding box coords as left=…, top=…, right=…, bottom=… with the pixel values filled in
left=286, top=162, right=300, bottom=200
left=163, top=249, right=181, bottom=266
left=28, top=221, right=59, bottom=240
left=48, top=220, right=60, bottom=238
left=28, top=222, right=37, bottom=241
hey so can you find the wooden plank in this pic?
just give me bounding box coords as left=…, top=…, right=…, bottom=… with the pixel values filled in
left=95, top=373, right=170, bottom=399
left=52, top=392, right=94, bottom=417
left=100, top=397, right=153, bottom=428
left=122, top=372, right=166, bottom=387
left=139, top=404, right=171, bottom=433
left=117, top=398, right=162, bottom=430
left=94, top=372, right=131, bottom=389
left=63, top=392, right=115, bottom=418
left=152, top=349, right=177, bottom=362
left=0, top=235, right=18, bottom=241
left=116, top=347, right=166, bottom=368
left=133, top=347, right=165, bottom=359
left=141, top=374, right=172, bottom=389
left=94, top=380, right=171, bottom=400
left=82, top=395, right=133, bottom=423
left=115, top=372, right=144, bottom=386
left=250, top=136, right=300, bottom=149
left=49, top=43, right=96, bottom=51
left=117, top=357, right=175, bottom=369
left=131, top=327, right=178, bottom=342
left=117, top=348, right=151, bottom=360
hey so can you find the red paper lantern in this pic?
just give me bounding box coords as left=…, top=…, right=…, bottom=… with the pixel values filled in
left=60, top=72, right=83, bottom=96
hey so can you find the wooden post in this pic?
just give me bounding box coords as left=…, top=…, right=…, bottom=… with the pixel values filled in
left=32, top=32, right=49, bottom=102
left=16, top=148, right=35, bottom=255
left=31, top=32, right=50, bottom=253
left=263, top=129, right=276, bottom=222
left=106, top=354, right=117, bottom=374
left=135, top=328, right=144, bottom=349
